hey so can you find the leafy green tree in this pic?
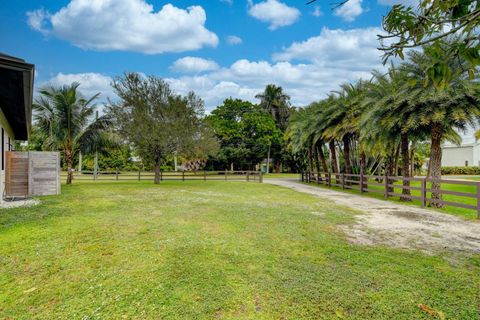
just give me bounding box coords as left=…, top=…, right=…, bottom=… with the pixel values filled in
left=33, top=83, right=112, bottom=184
left=108, top=73, right=217, bottom=184
left=206, top=98, right=281, bottom=170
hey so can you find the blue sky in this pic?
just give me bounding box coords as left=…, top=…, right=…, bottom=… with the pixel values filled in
left=0, top=0, right=407, bottom=110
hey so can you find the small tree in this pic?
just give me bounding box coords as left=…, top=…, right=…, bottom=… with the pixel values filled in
left=108, top=73, right=217, bottom=184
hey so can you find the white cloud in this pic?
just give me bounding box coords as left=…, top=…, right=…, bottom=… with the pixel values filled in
left=227, top=35, right=243, bottom=45
left=41, top=27, right=385, bottom=112
left=27, top=0, right=218, bottom=54
left=166, top=27, right=385, bottom=110
left=273, top=27, right=382, bottom=69
left=247, top=0, right=300, bottom=30
left=171, top=57, right=220, bottom=73
left=42, top=73, right=115, bottom=103
left=334, top=0, right=364, bottom=22
left=312, top=6, right=323, bottom=17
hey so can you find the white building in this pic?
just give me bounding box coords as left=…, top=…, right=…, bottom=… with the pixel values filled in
left=442, top=126, right=480, bottom=167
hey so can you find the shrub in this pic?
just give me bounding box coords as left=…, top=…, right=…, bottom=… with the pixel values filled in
left=441, top=166, right=480, bottom=175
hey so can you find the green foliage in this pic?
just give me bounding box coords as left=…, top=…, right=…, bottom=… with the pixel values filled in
left=108, top=73, right=218, bottom=181
left=206, top=98, right=282, bottom=170
left=441, top=166, right=480, bottom=175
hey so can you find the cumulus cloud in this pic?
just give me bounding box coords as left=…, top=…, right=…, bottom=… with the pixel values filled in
left=166, top=27, right=385, bottom=109
left=227, top=35, right=243, bottom=45
left=27, top=0, right=218, bottom=54
left=171, top=57, right=220, bottom=73
left=247, top=0, right=301, bottom=30
left=273, top=27, right=382, bottom=69
left=334, top=0, right=364, bottom=22
left=42, top=73, right=115, bottom=103
left=42, top=27, right=386, bottom=111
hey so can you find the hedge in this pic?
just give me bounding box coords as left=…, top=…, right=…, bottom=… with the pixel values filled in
left=441, top=166, right=480, bottom=175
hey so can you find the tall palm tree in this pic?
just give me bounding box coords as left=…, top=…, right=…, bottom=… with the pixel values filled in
left=255, top=84, right=291, bottom=131
left=402, top=47, right=480, bottom=205
left=34, top=83, right=112, bottom=184
left=362, top=67, right=416, bottom=200
left=323, top=81, right=368, bottom=176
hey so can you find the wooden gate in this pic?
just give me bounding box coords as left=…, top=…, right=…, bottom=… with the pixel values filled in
left=5, top=151, right=60, bottom=197
left=5, top=152, right=29, bottom=197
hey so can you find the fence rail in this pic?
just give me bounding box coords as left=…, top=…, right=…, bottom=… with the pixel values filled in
left=61, top=170, right=263, bottom=183
left=301, top=171, right=480, bottom=219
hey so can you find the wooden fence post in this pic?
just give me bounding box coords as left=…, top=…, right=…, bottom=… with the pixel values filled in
left=138, top=171, right=141, bottom=181
left=341, top=173, right=345, bottom=190
left=360, top=168, right=364, bottom=194
left=421, top=178, right=427, bottom=207
left=116, top=169, right=119, bottom=181
left=384, top=173, right=389, bottom=199
left=247, top=172, right=250, bottom=182
left=328, top=172, right=331, bottom=188
left=477, top=182, right=480, bottom=219
left=182, top=170, right=185, bottom=181
left=160, top=170, right=163, bottom=182
left=225, top=170, right=228, bottom=181
left=204, top=170, right=207, bottom=181
left=259, top=171, right=263, bottom=183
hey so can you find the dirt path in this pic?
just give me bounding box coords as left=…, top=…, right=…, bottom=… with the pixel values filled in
left=265, top=178, right=480, bottom=254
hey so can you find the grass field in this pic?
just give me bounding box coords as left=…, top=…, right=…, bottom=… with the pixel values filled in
left=1, top=181, right=479, bottom=319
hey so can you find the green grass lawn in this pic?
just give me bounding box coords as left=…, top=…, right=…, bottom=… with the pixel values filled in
left=1, top=181, right=479, bottom=319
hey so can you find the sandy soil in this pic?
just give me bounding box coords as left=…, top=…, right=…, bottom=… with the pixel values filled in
left=266, top=179, right=480, bottom=254
left=0, top=198, right=40, bottom=209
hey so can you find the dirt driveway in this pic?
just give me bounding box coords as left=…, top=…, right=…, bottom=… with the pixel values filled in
left=266, top=178, right=480, bottom=254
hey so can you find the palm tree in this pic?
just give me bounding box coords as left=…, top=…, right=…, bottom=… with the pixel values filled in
left=362, top=66, right=416, bottom=200
left=34, top=83, right=112, bottom=184
left=323, top=81, right=368, bottom=177
left=402, top=47, right=480, bottom=205
left=255, top=84, right=291, bottom=131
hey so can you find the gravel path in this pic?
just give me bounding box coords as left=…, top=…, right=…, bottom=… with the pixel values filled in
left=265, top=178, right=480, bottom=254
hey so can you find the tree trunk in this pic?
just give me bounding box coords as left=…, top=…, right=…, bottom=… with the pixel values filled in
left=329, top=140, right=339, bottom=183
left=307, top=146, right=314, bottom=175
left=266, top=145, right=271, bottom=174
left=342, top=135, right=352, bottom=186
left=317, top=141, right=328, bottom=180
left=342, top=135, right=352, bottom=175
left=410, top=141, right=415, bottom=177
left=313, top=143, right=321, bottom=181
left=429, top=123, right=443, bottom=207
left=400, top=133, right=411, bottom=201
left=65, top=151, right=73, bottom=185
left=78, top=151, right=82, bottom=174
left=360, top=151, right=367, bottom=191
left=393, top=141, right=400, bottom=176
left=154, top=155, right=161, bottom=184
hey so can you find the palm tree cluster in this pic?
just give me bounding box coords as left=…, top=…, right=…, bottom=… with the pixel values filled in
left=287, top=45, right=480, bottom=205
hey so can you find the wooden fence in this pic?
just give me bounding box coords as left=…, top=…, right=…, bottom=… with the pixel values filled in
left=61, top=170, right=263, bottom=183
left=301, top=171, right=480, bottom=219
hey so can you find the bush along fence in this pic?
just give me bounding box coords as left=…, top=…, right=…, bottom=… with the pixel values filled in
left=301, top=171, right=480, bottom=219
left=62, top=170, right=263, bottom=183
